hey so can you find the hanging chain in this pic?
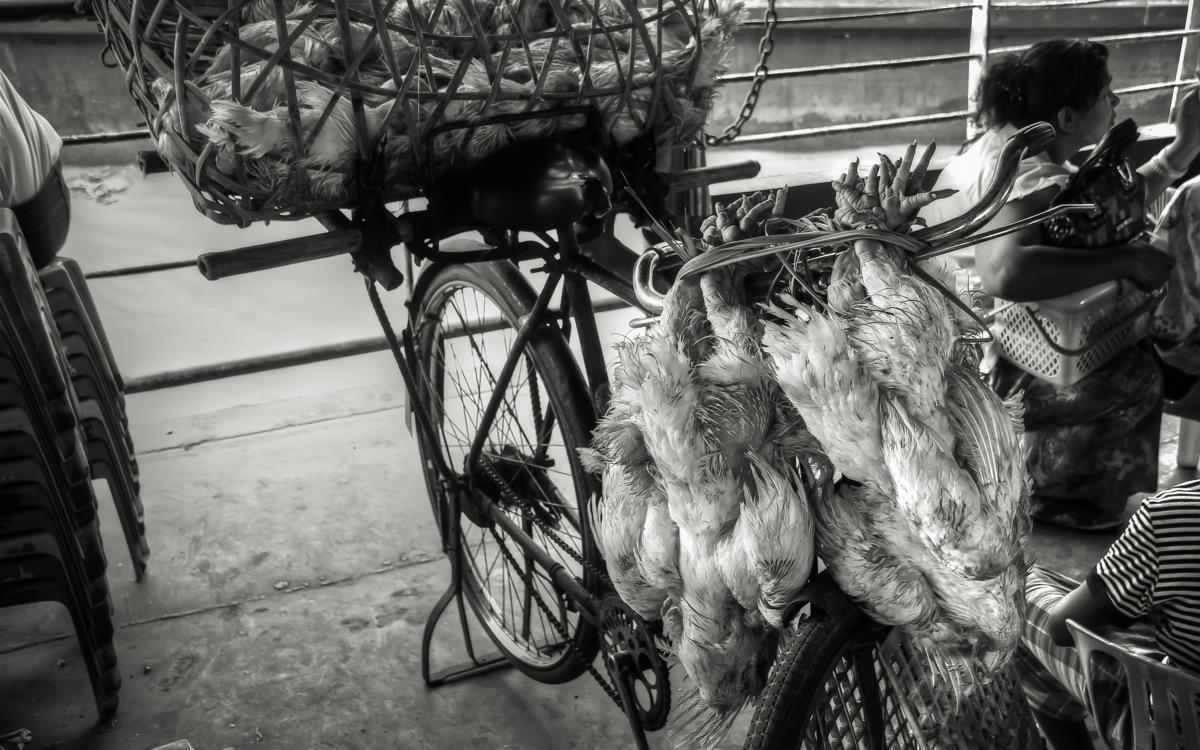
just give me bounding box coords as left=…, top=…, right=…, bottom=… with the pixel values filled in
left=705, top=0, right=779, bottom=146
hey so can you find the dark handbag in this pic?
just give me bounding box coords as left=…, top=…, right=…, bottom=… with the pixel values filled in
left=1043, top=118, right=1146, bottom=248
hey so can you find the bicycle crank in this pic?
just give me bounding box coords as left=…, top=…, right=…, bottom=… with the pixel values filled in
left=599, top=594, right=671, bottom=733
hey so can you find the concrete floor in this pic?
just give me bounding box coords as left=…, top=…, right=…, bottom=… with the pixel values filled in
left=1, top=164, right=1197, bottom=749
left=1, top=377, right=1194, bottom=750
left=1, top=381, right=728, bottom=750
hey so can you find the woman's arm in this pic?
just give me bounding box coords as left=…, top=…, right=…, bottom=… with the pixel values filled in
left=973, top=187, right=1174, bottom=301
left=1140, top=137, right=1197, bottom=205
left=1139, top=84, right=1200, bottom=205
left=1046, top=580, right=1123, bottom=646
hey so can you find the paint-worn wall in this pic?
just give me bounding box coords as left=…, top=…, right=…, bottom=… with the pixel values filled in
left=0, top=2, right=1192, bottom=163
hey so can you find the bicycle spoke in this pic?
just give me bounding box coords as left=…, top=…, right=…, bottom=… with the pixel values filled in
left=418, top=279, right=593, bottom=676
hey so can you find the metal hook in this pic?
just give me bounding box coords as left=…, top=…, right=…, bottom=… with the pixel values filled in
left=633, top=250, right=667, bottom=315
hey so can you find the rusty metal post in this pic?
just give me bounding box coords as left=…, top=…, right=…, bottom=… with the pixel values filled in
left=1172, top=0, right=1200, bottom=116
left=660, top=143, right=709, bottom=236
left=966, top=0, right=991, bottom=142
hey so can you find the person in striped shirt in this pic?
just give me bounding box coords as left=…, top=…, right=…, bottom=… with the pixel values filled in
left=1017, top=480, right=1200, bottom=748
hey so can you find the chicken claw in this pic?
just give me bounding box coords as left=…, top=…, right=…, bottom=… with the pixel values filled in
left=699, top=190, right=787, bottom=245
left=833, top=146, right=957, bottom=231
left=831, top=158, right=881, bottom=229
left=878, top=142, right=956, bottom=230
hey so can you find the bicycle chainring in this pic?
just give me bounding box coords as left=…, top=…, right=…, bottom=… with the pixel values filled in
left=599, top=594, right=671, bottom=731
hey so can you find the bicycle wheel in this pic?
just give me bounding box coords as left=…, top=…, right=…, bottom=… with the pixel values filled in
left=744, top=595, right=885, bottom=750
left=410, top=255, right=601, bottom=684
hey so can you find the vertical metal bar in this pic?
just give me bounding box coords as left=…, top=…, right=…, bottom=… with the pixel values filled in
left=966, top=0, right=991, bottom=142
left=1172, top=0, right=1200, bottom=115
left=683, top=144, right=709, bottom=235
left=561, top=253, right=610, bottom=414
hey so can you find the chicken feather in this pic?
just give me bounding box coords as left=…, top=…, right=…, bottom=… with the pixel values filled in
left=814, top=482, right=940, bottom=634
left=739, top=453, right=814, bottom=628
left=880, top=397, right=1011, bottom=580
left=762, top=301, right=890, bottom=488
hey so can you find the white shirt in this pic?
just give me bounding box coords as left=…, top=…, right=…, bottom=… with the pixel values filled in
left=919, top=124, right=1073, bottom=288
left=0, top=67, right=62, bottom=206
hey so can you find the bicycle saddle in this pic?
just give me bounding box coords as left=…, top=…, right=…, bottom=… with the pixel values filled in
left=466, top=139, right=614, bottom=231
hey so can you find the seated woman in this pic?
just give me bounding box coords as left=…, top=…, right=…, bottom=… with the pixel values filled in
left=0, top=65, right=69, bottom=268
left=1017, top=480, right=1200, bottom=749
left=919, top=39, right=1200, bottom=532
left=1148, top=173, right=1200, bottom=382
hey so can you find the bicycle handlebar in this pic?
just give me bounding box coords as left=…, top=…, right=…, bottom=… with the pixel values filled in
left=659, top=161, right=761, bottom=192
left=196, top=228, right=362, bottom=280
left=913, top=121, right=1057, bottom=246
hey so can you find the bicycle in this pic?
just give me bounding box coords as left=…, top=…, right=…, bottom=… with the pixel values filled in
left=193, top=121, right=1091, bottom=748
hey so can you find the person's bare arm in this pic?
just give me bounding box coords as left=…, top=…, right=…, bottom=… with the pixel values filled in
left=1046, top=580, right=1124, bottom=647
left=973, top=188, right=1174, bottom=301
left=1139, top=84, right=1200, bottom=205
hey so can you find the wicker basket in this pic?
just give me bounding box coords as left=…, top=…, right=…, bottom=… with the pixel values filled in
left=991, top=281, right=1161, bottom=387
left=806, top=628, right=1045, bottom=749
left=87, top=0, right=741, bottom=225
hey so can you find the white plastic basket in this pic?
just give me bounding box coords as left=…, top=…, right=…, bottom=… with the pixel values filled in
left=991, top=281, right=1162, bottom=387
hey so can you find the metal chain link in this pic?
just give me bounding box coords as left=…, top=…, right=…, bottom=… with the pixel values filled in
left=705, top=0, right=778, bottom=146
left=486, top=523, right=625, bottom=707
left=527, top=356, right=543, bottom=440
left=478, top=458, right=611, bottom=586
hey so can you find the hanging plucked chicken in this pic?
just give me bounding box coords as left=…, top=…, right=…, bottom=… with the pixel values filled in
left=585, top=143, right=1034, bottom=748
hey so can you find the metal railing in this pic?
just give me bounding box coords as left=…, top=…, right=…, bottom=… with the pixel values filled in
left=15, top=0, right=1200, bottom=392
left=713, top=0, right=1200, bottom=146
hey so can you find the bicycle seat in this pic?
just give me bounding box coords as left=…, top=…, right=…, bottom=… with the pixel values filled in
left=466, top=140, right=613, bottom=231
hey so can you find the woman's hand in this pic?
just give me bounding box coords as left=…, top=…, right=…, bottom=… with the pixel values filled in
left=1125, top=241, right=1176, bottom=292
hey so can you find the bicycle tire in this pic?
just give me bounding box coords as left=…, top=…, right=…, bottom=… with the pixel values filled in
left=744, top=599, right=877, bottom=750
left=410, top=254, right=601, bottom=684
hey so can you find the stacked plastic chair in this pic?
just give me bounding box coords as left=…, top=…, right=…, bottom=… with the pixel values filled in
left=1067, top=619, right=1200, bottom=750
left=0, top=209, right=121, bottom=719
left=39, top=257, right=146, bottom=579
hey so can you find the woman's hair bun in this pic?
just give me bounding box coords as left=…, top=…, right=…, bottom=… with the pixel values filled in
left=973, top=39, right=1109, bottom=131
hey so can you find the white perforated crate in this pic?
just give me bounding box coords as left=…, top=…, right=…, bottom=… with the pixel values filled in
left=992, top=281, right=1160, bottom=387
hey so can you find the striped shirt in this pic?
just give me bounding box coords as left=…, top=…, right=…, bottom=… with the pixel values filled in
left=1087, top=480, right=1200, bottom=672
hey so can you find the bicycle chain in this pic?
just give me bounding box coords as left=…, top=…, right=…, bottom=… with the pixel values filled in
left=527, top=356, right=543, bottom=446
left=705, top=0, right=778, bottom=146
left=478, top=458, right=612, bottom=588
left=485, top=521, right=625, bottom=708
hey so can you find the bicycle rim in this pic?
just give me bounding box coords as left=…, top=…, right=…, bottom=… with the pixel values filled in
left=412, top=261, right=599, bottom=683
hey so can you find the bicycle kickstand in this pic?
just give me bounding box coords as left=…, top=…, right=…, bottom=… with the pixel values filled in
left=609, top=650, right=651, bottom=750
left=420, top=472, right=510, bottom=687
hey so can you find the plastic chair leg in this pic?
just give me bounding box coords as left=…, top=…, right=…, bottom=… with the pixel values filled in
left=1177, top=419, right=1200, bottom=469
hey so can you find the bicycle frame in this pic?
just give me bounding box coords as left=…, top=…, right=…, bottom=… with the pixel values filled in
left=419, top=225, right=647, bottom=619
left=399, top=217, right=663, bottom=748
